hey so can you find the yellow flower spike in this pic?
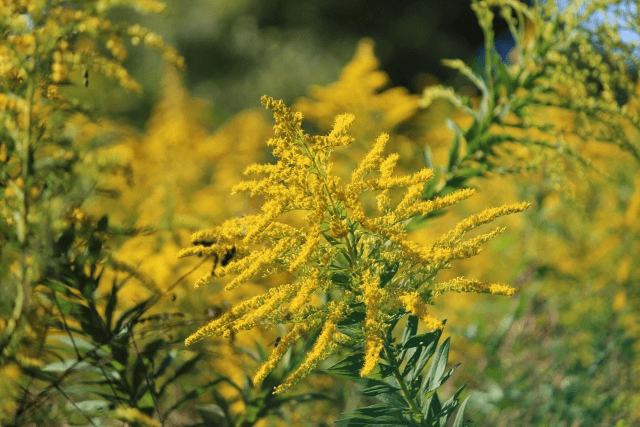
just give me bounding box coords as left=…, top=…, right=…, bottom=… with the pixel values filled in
left=243, top=199, right=287, bottom=242
left=376, top=190, right=392, bottom=214
left=273, top=303, right=345, bottom=394
left=393, top=183, right=427, bottom=220
left=294, top=38, right=419, bottom=136
left=360, top=270, right=385, bottom=376
left=253, top=323, right=309, bottom=385
left=435, top=202, right=530, bottom=246
left=192, top=273, right=214, bottom=289
left=405, top=188, right=476, bottom=218
left=185, top=291, right=271, bottom=346
left=232, top=284, right=298, bottom=331
left=186, top=284, right=299, bottom=346
left=114, top=407, right=161, bottom=427
left=424, top=227, right=507, bottom=266
left=398, top=292, right=444, bottom=331
left=361, top=334, right=384, bottom=377
left=289, top=229, right=321, bottom=272
left=432, top=277, right=516, bottom=299
left=363, top=167, right=434, bottom=193
left=225, top=237, right=296, bottom=290
left=326, top=113, right=356, bottom=147
left=330, top=215, right=349, bottom=238
left=289, top=270, right=320, bottom=313
left=351, top=133, right=389, bottom=183
left=379, top=153, right=400, bottom=178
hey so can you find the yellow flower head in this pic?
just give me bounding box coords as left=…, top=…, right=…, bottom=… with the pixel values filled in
left=180, top=97, right=529, bottom=392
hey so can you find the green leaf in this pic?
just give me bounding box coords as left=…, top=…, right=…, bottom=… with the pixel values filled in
left=114, top=297, right=154, bottom=333
left=255, top=339, right=269, bottom=361
left=152, top=354, right=174, bottom=380
left=362, top=380, right=408, bottom=409
left=402, top=345, right=423, bottom=385
left=379, top=262, right=399, bottom=288
left=74, top=399, right=110, bottom=412
left=142, top=338, right=166, bottom=361
left=54, top=226, right=75, bottom=257
left=77, top=304, right=109, bottom=344
left=493, top=57, right=514, bottom=96
left=325, top=354, right=364, bottom=379
left=398, top=315, right=419, bottom=362
left=332, top=272, right=352, bottom=289
left=340, top=308, right=366, bottom=325
left=195, top=404, right=228, bottom=427
left=422, top=145, right=434, bottom=170
left=335, top=403, right=414, bottom=427
left=361, top=381, right=400, bottom=397
left=110, top=330, right=130, bottom=367
left=97, top=215, right=108, bottom=231
left=421, top=165, right=440, bottom=202
left=105, top=280, right=118, bottom=331
left=159, top=355, right=203, bottom=398
left=164, top=380, right=227, bottom=422
left=337, top=310, right=365, bottom=340
left=137, top=392, right=155, bottom=411
left=49, top=335, right=100, bottom=352
left=87, top=234, right=103, bottom=259
left=421, top=338, right=451, bottom=395
left=402, top=328, right=442, bottom=352
left=404, top=339, right=440, bottom=396
left=335, top=416, right=413, bottom=427
left=422, top=363, right=461, bottom=396
left=446, top=119, right=462, bottom=170
left=438, top=383, right=467, bottom=425
left=422, top=392, right=442, bottom=425
left=452, top=396, right=471, bottom=427
left=131, top=355, right=151, bottom=396
left=337, top=324, right=364, bottom=341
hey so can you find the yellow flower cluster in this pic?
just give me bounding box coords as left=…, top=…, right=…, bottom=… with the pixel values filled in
left=360, top=270, right=385, bottom=376
left=179, top=97, right=529, bottom=392
left=294, top=38, right=419, bottom=138
left=0, top=1, right=183, bottom=93
left=114, top=406, right=161, bottom=427
left=0, top=0, right=186, bottom=266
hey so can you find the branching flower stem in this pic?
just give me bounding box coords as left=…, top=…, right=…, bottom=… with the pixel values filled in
left=297, top=132, right=359, bottom=266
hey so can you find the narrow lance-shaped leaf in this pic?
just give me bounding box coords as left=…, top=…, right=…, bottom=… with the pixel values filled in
left=421, top=337, right=451, bottom=395
left=452, top=396, right=471, bottom=427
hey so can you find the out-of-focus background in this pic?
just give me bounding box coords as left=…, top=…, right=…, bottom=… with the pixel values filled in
left=96, top=0, right=522, bottom=126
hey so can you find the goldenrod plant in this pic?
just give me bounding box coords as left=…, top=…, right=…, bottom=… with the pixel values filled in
left=0, top=0, right=187, bottom=424
left=420, top=0, right=640, bottom=199
left=0, top=0, right=182, bottom=360
left=178, top=96, right=529, bottom=423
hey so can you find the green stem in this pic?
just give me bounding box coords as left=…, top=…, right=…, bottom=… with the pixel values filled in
left=383, top=343, right=421, bottom=414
